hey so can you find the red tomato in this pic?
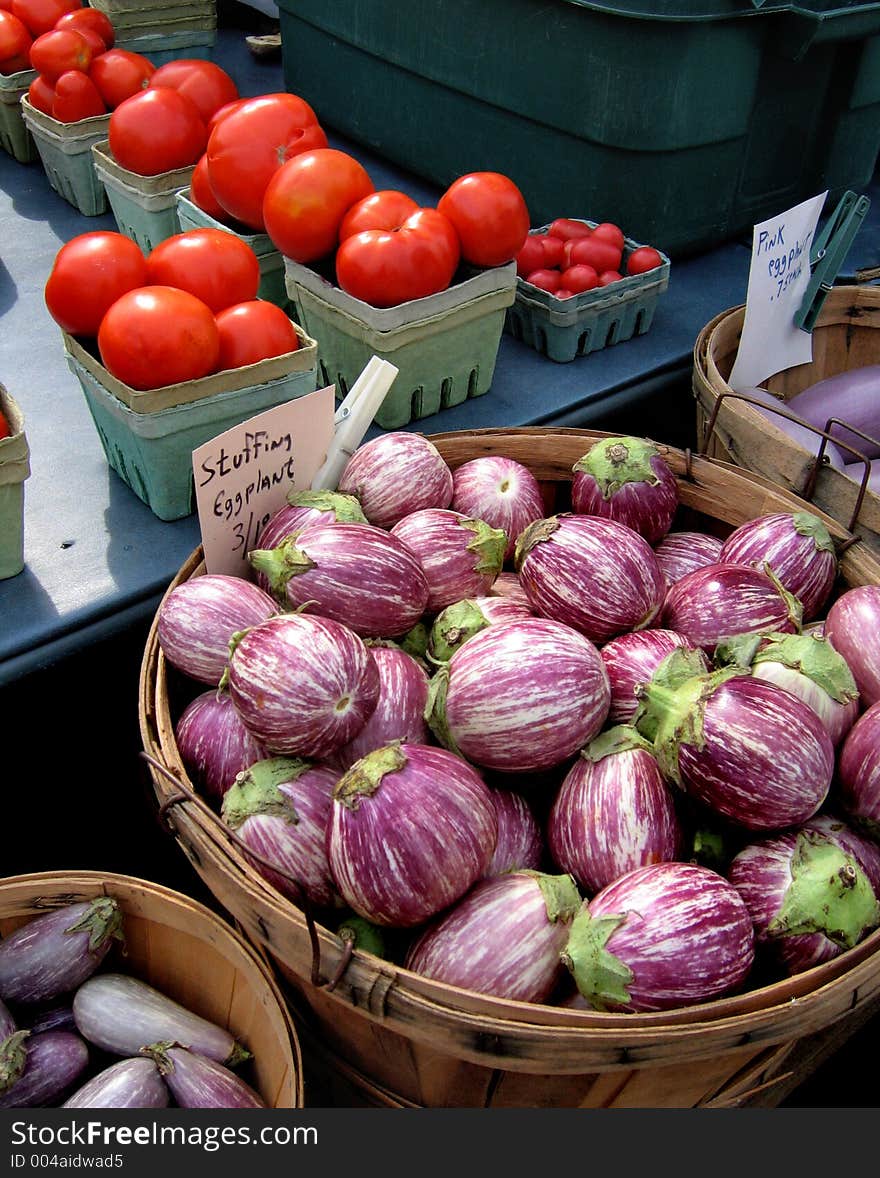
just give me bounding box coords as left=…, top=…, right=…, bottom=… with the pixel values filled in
left=598, top=270, right=623, bottom=286
left=10, top=0, right=79, bottom=38
left=262, top=147, right=374, bottom=264
left=51, top=68, right=105, bottom=122
left=108, top=87, right=206, bottom=176
left=206, top=92, right=327, bottom=232
left=338, top=189, right=420, bottom=242
left=626, top=245, right=664, bottom=275
left=44, top=230, right=148, bottom=337
left=206, top=96, right=249, bottom=135
left=437, top=171, right=529, bottom=267
left=98, top=285, right=220, bottom=390
left=145, top=228, right=260, bottom=314
left=525, top=268, right=561, bottom=293
left=215, top=300, right=300, bottom=370
left=564, top=235, right=623, bottom=274
left=55, top=7, right=113, bottom=49
left=0, top=409, right=10, bottom=440
left=188, top=152, right=234, bottom=224
left=88, top=47, right=154, bottom=110
left=514, top=234, right=545, bottom=278
left=555, top=288, right=576, bottom=299
left=148, top=58, right=238, bottom=125
left=335, top=207, right=460, bottom=307
left=0, top=10, right=30, bottom=63
left=29, top=28, right=92, bottom=81
left=26, top=71, right=54, bottom=113
left=592, top=221, right=625, bottom=249
left=547, top=218, right=592, bottom=242
left=540, top=234, right=565, bottom=268
left=560, top=264, right=599, bottom=293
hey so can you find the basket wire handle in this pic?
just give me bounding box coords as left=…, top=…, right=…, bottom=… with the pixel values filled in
left=139, top=749, right=328, bottom=989
left=700, top=389, right=873, bottom=542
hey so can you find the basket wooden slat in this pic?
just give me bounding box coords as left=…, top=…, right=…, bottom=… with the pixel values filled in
left=138, top=427, right=880, bottom=1108
left=0, top=871, right=304, bottom=1108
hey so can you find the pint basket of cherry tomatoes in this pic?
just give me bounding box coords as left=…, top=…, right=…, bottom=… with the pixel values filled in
left=505, top=218, right=671, bottom=363
left=0, top=384, right=30, bottom=581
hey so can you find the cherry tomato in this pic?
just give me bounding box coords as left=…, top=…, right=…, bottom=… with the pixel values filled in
left=592, top=222, right=625, bottom=250
left=540, top=234, right=565, bottom=268
left=560, top=264, right=599, bottom=294
left=215, top=300, right=300, bottom=370
left=145, top=228, right=261, bottom=314
left=10, top=0, right=80, bottom=38
left=564, top=236, right=623, bottom=274
left=26, top=71, right=55, bottom=113
left=0, top=9, right=30, bottom=63
left=206, top=92, right=327, bottom=232
left=626, top=245, right=665, bottom=275
left=437, top=171, right=529, bottom=267
left=335, top=207, right=460, bottom=307
left=525, top=268, right=561, bottom=293
left=338, top=189, right=420, bottom=242
left=598, top=270, right=623, bottom=286
left=262, top=147, right=374, bottom=264
left=148, top=58, right=239, bottom=125
left=108, top=86, right=206, bottom=176
left=51, top=67, right=105, bottom=122
left=44, top=230, right=148, bottom=337
left=547, top=218, right=592, bottom=242
left=88, top=47, right=154, bottom=110
left=98, top=285, right=220, bottom=390
left=514, top=234, right=545, bottom=278
left=55, top=7, right=113, bottom=49
left=188, top=152, right=234, bottom=224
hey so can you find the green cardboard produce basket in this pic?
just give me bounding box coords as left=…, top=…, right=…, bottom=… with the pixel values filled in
left=20, top=98, right=110, bottom=216
left=0, top=385, right=30, bottom=581
left=62, top=325, right=318, bottom=521
left=283, top=258, right=517, bottom=430
left=176, top=190, right=289, bottom=309
left=91, top=140, right=193, bottom=254
left=0, top=67, right=37, bottom=164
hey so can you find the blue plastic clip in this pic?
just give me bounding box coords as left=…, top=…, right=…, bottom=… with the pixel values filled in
left=794, top=189, right=871, bottom=334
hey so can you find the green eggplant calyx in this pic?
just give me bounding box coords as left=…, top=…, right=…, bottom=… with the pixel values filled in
left=572, top=436, right=664, bottom=498
left=584, top=724, right=654, bottom=764
left=0, top=1031, right=30, bottom=1093
left=66, top=897, right=125, bottom=953
left=560, top=907, right=632, bottom=1011
left=760, top=562, right=804, bottom=633
left=791, top=511, right=836, bottom=555
left=534, top=872, right=582, bottom=924
left=429, top=599, right=489, bottom=663
left=750, top=632, right=859, bottom=703
left=514, top=516, right=559, bottom=571
left=424, top=665, right=462, bottom=758
left=461, top=518, right=507, bottom=576
left=332, top=743, right=407, bottom=810
left=336, top=915, right=386, bottom=958
left=221, top=757, right=310, bottom=829
left=248, top=538, right=315, bottom=598
left=286, top=489, right=367, bottom=524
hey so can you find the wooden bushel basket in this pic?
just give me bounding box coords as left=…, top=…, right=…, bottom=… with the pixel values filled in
left=693, top=284, right=880, bottom=558
left=0, top=871, right=304, bottom=1108
left=139, top=427, right=880, bottom=1109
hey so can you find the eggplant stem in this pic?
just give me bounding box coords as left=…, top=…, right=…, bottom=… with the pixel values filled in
left=139, top=750, right=327, bottom=988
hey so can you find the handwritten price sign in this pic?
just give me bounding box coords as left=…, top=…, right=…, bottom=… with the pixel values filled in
left=728, top=190, right=827, bottom=392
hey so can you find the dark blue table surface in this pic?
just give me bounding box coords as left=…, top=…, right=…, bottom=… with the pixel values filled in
left=1, top=19, right=878, bottom=683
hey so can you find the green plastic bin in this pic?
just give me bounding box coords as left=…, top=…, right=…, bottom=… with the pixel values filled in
left=91, top=140, right=192, bottom=254
left=63, top=327, right=318, bottom=521
left=0, top=67, right=37, bottom=164
left=176, top=190, right=290, bottom=309
left=276, top=0, right=880, bottom=258
left=283, top=258, right=517, bottom=430
left=0, top=385, right=30, bottom=581
left=20, top=98, right=110, bottom=217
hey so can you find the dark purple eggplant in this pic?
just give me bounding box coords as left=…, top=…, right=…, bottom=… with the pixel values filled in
left=0, top=898, right=124, bottom=1004
left=25, top=1001, right=77, bottom=1037
left=0, top=997, right=15, bottom=1042
left=0, top=1031, right=89, bottom=1108
left=143, top=1044, right=265, bottom=1108
left=62, top=1057, right=170, bottom=1109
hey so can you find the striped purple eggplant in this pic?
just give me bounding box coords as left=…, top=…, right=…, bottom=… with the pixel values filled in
left=633, top=647, right=834, bottom=831
left=515, top=514, right=666, bottom=643
left=485, top=787, right=544, bottom=878
left=660, top=562, right=802, bottom=652
left=824, top=585, right=880, bottom=707
left=716, top=631, right=859, bottom=747
left=72, top=974, right=249, bottom=1065
left=336, top=431, right=454, bottom=529
left=0, top=1031, right=89, bottom=1108
left=570, top=436, right=679, bottom=544
left=727, top=824, right=880, bottom=977
left=547, top=726, right=683, bottom=895
left=327, top=742, right=498, bottom=927
left=835, top=701, right=880, bottom=839
left=220, top=756, right=343, bottom=910
left=256, top=488, right=368, bottom=551
left=488, top=571, right=534, bottom=611
left=718, top=511, right=838, bottom=621
left=428, top=594, right=533, bottom=663
left=331, top=643, right=430, bottom=772
left=25, top=1003, right=77, bottom=1037
left=405, top=871, right=581, bottom=1003
left=226, top=614, right=379, bottom=759
left=62, top=1057, right=170, bottom=1109
left=562, top=862, right=755, bottom=1012
left=427, top=616, right=611, bottom=774
left=142, top=1045, right=265, bottom=1108
left=0, top=898, right=124, bottom=1005
left=174, top=687, right=268, bottom=801
left=249, top=520, right=430, bottom=638
left=599, top=627, right=700, bottom=725
left=450, top=455, right=547, bottom=561
left=390, top=508, right=507, bottom=614
left=157, top=573, right=277, bottom=686
left=653, top=530, right=724, bottom=591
